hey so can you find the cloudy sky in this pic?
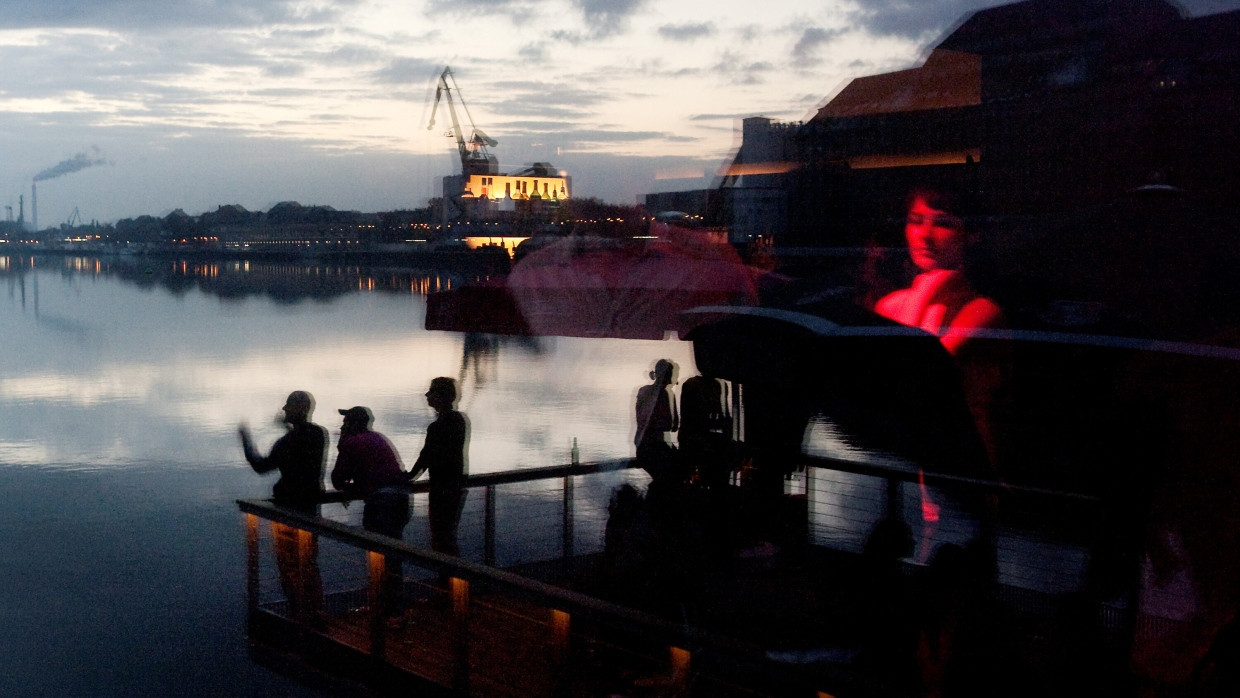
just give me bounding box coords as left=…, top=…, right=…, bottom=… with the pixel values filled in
left=3, top=0, right=1238, bottom=227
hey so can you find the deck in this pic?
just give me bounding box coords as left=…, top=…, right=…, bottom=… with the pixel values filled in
left=238, top=457, right=1159, bottom=697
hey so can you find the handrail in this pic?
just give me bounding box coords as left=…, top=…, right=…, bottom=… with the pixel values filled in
left=313, top=458, right=639, bottom=504
left=240, top=456, right=1109, bottom=697
left=237, top=495, right=760, bottom=656
left=310, top=453, right=1095, bottom=508
left=801, top=453, right=1101, bottom=503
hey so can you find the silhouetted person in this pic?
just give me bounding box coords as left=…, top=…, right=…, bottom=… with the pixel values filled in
left=915, top=542, right=1014, bottom=698
left=408, top=377, right=469, bottom=558
left=239, top=390, right=327, bottom=622
left=331, top=406, right=411, bottom=623
left=332, top=407, right=408, bottom=507
left=679, top=374, right=733, bottom=488
left=850, top=518, right=918, bottom=686
left=634, top=359, right=680, bottom=482
left=602, top=483, right=654, bottom=607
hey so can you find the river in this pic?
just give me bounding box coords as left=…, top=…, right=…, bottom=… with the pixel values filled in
left=0, top=254, right=697, bottom=695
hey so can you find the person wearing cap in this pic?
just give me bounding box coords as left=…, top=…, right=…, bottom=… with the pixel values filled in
left=408, top=377, right=469, bottom=557
left=238, top=390, right=328, bottom=622
left=331, top=406, right=411, bottom=624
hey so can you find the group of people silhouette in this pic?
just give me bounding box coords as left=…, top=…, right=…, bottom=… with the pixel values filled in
left=633, top=359, right=735, bottom=488
left=239, top=378, right=468, bottom=625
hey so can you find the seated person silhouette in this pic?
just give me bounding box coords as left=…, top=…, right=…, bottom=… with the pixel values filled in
left=407, top=378, right=469, bottom=558
left=239, top=390, right=327, bottom=622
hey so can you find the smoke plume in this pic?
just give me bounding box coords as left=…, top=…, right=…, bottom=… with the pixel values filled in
left=34, top=147, right=111, bottom=182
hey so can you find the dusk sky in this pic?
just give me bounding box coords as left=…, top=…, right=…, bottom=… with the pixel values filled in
left=4, top=0, right=1238, bottom=228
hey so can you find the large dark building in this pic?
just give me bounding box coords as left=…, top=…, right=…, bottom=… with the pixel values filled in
left=693, top=0, right=1240, bottom=246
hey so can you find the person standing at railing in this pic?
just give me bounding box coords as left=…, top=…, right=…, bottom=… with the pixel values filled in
left=238, top=389, right=328, bottom=624
left=407, top=377, right=469, bottom=558
left=331, top=405, right=411, bottom=627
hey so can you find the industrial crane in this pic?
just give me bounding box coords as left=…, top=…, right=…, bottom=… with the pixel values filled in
left=427, top=66, right=499, bottom=177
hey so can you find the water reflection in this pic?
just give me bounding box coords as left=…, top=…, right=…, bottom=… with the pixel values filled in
left=0, top=255, right=695, bottom=472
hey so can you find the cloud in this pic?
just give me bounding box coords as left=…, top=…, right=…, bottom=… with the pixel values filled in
left=423, top=0, right=541, bottom=23
left=657, top=22, right=715, bottom=42
left=572, top=0, right=647, bottom=38
left=373, top=56, right=444, bottom=85
left=487, top=83, right=612, bottom=119
left=0, top=0, right=363, bottom=30
left=263, top=63, right=306, bottom=78
left=847, top=0, right=990, bottom=41
left=562, top=128, right=668, bottom=144
left=424, top=0, right=526, bottom=11
left=519, top=42, right=549, bottom=63
left=792, top=26, right=844, bottom=66
left=689, top=112, right=763, bottom=122
left=711, top=50, right=775, bottom=84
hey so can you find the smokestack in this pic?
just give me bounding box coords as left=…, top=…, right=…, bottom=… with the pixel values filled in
left=31, top=182, right=37, bottom=233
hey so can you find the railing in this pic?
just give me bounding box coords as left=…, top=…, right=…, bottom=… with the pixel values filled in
left=239, top=454, right=1133, bottom=697
left=240, top=460, right=856, bottom=697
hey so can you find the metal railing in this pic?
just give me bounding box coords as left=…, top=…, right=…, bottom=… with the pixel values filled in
left=239, top=453, right=1132, bottom=697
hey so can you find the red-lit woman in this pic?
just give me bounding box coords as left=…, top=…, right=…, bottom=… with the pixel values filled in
left=874, top=189, right=1002, bottom=355
left=875, top=189, right=1007, bottom=545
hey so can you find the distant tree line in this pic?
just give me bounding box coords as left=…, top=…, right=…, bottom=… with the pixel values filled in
left=97, top=201, right=439, bottom=245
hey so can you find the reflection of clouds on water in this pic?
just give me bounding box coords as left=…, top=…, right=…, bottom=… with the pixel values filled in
left=0, top=440, right=51, bottom=464
left=0, top=368, right=159, bottom=406
left=0, top=265, right=697, bottom=474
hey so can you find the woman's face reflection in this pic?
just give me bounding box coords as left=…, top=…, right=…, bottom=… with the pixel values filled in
left=905, top=197, right=965, bottom=272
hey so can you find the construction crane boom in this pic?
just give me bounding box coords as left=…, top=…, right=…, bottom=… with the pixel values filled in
left=427, top=66, right=498, bottom=177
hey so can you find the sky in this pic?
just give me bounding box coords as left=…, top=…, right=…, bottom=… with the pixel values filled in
left=3, top=0, right=1239, bottom=228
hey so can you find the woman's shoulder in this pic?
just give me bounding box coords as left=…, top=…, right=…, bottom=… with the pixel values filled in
left=874, top=288, right=912, bottom=318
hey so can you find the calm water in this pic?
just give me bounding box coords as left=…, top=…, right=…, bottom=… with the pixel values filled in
left=0, top=256, right=695, bottom=473
left=0, top=254, right=695, bottom=695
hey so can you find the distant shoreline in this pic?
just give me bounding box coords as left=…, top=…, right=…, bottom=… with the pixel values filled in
left=1, top=243, right=515, bottom=273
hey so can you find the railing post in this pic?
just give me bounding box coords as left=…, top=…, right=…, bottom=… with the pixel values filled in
left=245, top=514, right=260, bottom=614
left=484, top=485, right=496, bottom=566
left=367, top=550, right=387, bottom=657
left=451, top=577, right=471, bottom=692
left=562, top=475, right=575, bottom=561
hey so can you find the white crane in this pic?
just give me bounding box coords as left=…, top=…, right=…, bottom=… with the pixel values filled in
left=427, top=66, right=499, bottom=177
